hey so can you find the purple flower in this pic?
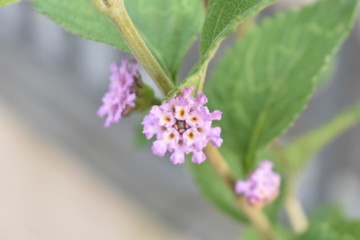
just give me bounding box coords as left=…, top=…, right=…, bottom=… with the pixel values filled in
left=142, top=87, right=222, bottom=164
left=98, top=59, right=139, bottom=127
left=235, top=160, right=281, bottom=207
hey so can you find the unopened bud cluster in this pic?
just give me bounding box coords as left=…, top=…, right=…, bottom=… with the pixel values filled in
left=236, top=160, right=280, bottom=207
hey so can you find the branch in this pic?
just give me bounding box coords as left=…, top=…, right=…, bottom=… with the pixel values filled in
left=92, top=0, right=174, bottom=95
left=284, top=176, right=308, bottom=234
left=270, top=141, right=308, bottom=234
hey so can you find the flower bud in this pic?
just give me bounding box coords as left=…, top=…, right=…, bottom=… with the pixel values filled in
left=235, top=160, right=281, bottom=208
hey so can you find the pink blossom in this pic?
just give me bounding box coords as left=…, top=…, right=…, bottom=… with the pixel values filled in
left=98, top=59, right=138, bottom=127
left=142, top=87, right=222, bottom=164
left=235, top=160, right=281, bottom=207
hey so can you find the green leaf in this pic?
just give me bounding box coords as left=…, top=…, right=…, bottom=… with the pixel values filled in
left=297, top=207, right=360, bottom=240
left=295, top=225, right=339, bottom=240
left=314, top=207, right=360, bottom=239
left=0, top=0, right=21, bottom=6
left=187, top=159, right=247, bottom=222
left=240, top=207, right=360, bottom=240
left=134, top=116, right=151, bottom=149
left=240, top=224, right=292, bottom=240
left=283, top=102, right=360, bottom=171
left=206, top=0, right=359, bottom=173
left=29, top=0, right=204, bottom=81
left=163, top=0, right=276, bottom=101
left=30, top=0, right=128, bottom=50
left=200, top=0, right=275, bottom=56
left=315, top=56, right=337, bottom=90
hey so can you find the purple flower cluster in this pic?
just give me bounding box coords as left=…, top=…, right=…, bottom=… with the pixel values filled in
left=235, top=160, right=280, bottom=207
left=98, top=59, right=138, bottom=127
left=142, top=87, right=222, bottom=164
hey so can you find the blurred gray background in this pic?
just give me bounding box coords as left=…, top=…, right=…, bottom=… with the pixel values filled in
left=0, top=0, right=359, bottom=239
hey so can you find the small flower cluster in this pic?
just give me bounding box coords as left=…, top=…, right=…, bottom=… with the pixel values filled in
left=98, top=59, right=139, bottom=127
left=235, top=160, right=280, bottom=207
left=142, top=87, right=222, bottom=164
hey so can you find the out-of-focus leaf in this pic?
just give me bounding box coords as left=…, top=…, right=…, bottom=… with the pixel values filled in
left=200, top=0, right=275, bottom=56
left=134, top=116, right=151, bottom=149
left=283, top=102, right=360, bottom=171
left=315, top=56, right=337, bottom=90
left=188, top=159, right=247, bottom=222
left=240, top=224, right=292, bottom=240
left=0, top=0, right=20, bottom=6
left=30, top=0, right=205, bottom=81
left=296, top=207, right=360, bottom=240
left=312, top=207, right=360, bottom=239
left=295, top=225, right=339, bottom=240
left=205, top=0, right=359, bottom=173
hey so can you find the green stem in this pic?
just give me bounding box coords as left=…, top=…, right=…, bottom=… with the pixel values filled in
left=195, top=59, right=211, bottom=93
left=284, top=176, right=308, bottom=234
left=270, top=141, right=309, bottom=234
left=151, top=97, right=162, bottom=106
left=92, top=0, right=174, bottom=95
left=194, top=44, right=219, bottom=93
